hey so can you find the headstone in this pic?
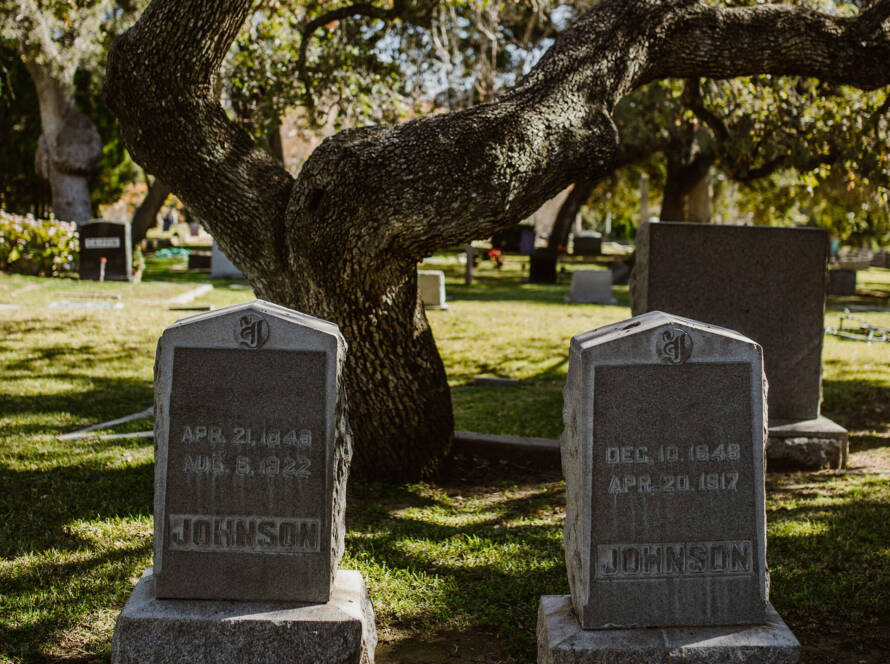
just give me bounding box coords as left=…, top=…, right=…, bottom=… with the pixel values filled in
left=538, top=312, right=799, bottom=663
left=519, top=227, right=536, bottom=255
left=530, top=249, right=558, bottom=284
left=78, top=220, right=132, bottom=282
left=572, top=231, right=602, bottom=256
left=631, top=222, right=847, bottom=470
left=567, top=270, right=615, bottom=304
left=187, top=251, right=211, bottom=271
left=210, top=240, right=244, bottom=279
left=827, top=268, right=857, bottom=295
left=153, top=301, right=345, bottom=602
left=631, top=222, right=827, bottom=421
left=111, top=300, right=376, bottom=663
left=418, top=270, right=447, bottom=309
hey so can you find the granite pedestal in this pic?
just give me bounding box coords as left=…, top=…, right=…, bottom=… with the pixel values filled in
left=537, top=596, right=799, bottom=664
left=112, top=568, right=376, bottom=664
left=767, top=416, right=849, bottom=470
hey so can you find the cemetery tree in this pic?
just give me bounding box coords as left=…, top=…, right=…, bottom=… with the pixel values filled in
left=105, top=0, right=890, bottom=480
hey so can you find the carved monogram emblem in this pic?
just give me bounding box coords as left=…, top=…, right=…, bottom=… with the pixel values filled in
left=235, top=313, right=270, bottom=350
left=657, top=327, right=693, bottom=365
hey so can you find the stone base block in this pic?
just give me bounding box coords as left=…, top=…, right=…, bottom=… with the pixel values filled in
left=537, top=595, right=799, bottom=664
left=767, top=416, right=849, bottom=470
left=112, top=568, right=376, bottom=664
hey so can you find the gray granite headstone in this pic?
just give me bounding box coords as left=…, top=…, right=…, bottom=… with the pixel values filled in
left=562, top=311, right=768, bottom=629
left=78, top=220, right=133, bottom=282
left=567, top=270, right=616, bottom=304
left=153, top=300, right=349, bottom=602
left=630, top=222, right=828, bottom=421
left=210, top=240, right=244, bottom=279
left=418, top=270, right=447, bottom=309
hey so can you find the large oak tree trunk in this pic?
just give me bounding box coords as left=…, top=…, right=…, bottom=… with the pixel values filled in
left=105, top=0, right=890, bottom=480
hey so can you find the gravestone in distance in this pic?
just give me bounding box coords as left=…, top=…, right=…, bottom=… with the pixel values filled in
left=572, top=231, right=602, bottom=257
left=111, top=300, right=376, bottom=663
left=827, top=268, right=856, bottom=295
left=418, top=270, right=448, bottom=309
left=630, top=221, right=847, bottom=470
left=78, top=220, right=133, bottom=282
left=209, top=240, right=244, bottom=279
left=566, top=270, right=615, bottom=305
left=538, top=312, right=799, bottom=663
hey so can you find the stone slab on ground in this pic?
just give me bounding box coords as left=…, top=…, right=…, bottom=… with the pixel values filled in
left=453, top=431, right=561, bottom=469
left=537, top=595, right=799, bottom=664
left=767, top=416, right=848, bottom=470
left=112, top=568, right=376, bottom=664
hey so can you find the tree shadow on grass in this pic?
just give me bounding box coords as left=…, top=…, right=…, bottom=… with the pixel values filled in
left=346, top=475, right=567, bottom=662
left=822, top=376, right=890, bottom=440
left=0, top=375, right=153, bottom=438
left=0, top=461, right=154, bottom=559
left=0, top=538, right=153, bottom=664
left=765, top=480, right=890, bottom=663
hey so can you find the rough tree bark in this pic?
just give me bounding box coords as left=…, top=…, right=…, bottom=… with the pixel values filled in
left=104, top=0, right=890, bottom=480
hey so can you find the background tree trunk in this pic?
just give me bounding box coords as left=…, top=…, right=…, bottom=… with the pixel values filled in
left=547, top=176, right=598, bottom=253
left=131, top=176, right=172, bottom=245
left=25, top=61, right=102, bottom=224
left=660, top=154, right=714, bottom=222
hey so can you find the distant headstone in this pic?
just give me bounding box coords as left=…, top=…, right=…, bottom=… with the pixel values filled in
left=631, top=222, right=827, bottom=421
left=519, top=227, right=536, bottom=255
left=538, top=312, right=799, bottom=663
left=210, top=240, right=244, bottom=279
left=530, top=249, right=558, bottom=284
left=827, top=268, right=856, bottom=295
left=187, top=251, right=211, bottom=271
left=78, top=220, right=132, bottom=282
left=418, top=270, right=447, bottom=309
left=111, top=300, right=376, bottom=662
left=572, top=231, right=602, bottom=256
left=567, top=270, right=615, bottom=304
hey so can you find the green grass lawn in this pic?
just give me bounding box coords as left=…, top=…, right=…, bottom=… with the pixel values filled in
left=1, top=257, right=889, bottom=663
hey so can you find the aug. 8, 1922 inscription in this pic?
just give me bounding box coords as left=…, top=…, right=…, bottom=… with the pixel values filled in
left=152, top=302, right=344, bottom=603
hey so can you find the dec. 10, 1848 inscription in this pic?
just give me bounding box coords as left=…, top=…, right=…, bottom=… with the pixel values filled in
left=562, top=312, right=768, bottom=629
left=153, top=302, right=345, bottom=603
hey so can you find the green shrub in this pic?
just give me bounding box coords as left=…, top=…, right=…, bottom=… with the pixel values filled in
left=0, top=210, right=79, bottom=276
